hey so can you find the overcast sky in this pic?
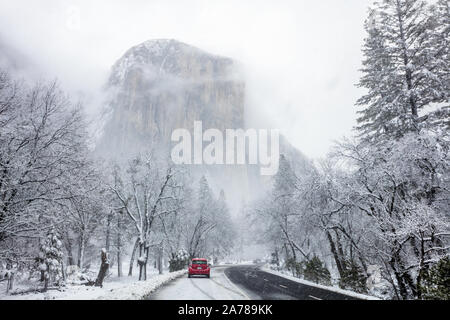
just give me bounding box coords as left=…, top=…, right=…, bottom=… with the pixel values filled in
left=0, top=0, right=373, bottom=159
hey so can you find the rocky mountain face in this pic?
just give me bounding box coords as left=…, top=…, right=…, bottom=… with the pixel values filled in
left=97, top=39, right=245, bottom=157
left=96, top=39, right=312, bottom=213
left=96, top=39, right=250, bottom=212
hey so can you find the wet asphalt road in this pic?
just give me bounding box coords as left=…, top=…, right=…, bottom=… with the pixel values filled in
left=224, top=265, right=361, bottom=300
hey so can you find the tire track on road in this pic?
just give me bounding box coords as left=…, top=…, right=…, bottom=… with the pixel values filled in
left=189, top=278, right=216, bottom=300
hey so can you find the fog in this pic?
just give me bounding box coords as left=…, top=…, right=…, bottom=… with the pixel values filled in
left=0, top=0, right=372, bottom=159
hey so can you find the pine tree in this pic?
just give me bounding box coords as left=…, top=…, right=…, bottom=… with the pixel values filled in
left=339, top=260, right=368, bottom=293
left=423, top=0, right=450, bottom=131
left=198, top=176, right=214, bottom=217
left=356, top=0, right=449, bottom=141
left=273, top=154, right=296, bottom=196
left=187, top=176, right=215, bottom=259
left=357, top=10, right=399, bottom=140
left=302, top=256, right=332, bottom=286
left=271, top=155, right=306, bottom=263
left=420, top=257, right=450, bottom=300
left=211, top=190, right=235, bottom=262
left=39, top=229, right=64, bottom=291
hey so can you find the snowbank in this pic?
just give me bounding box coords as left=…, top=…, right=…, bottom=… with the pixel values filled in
left=97, top=270, right=186, bottom=300
left=1, top=270, right=186, bottom=300
left=261, top=265, right=380, bottom=300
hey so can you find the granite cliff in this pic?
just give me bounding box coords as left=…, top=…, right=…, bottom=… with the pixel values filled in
left=97, top=39, right=245, bottom=157
left=96, top=39, right=312, bottom=213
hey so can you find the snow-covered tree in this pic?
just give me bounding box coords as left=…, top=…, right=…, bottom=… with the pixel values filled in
left=332, top=129, right=450, bottom=299
left=250, top=155, right=320, bottom=277
left=356, top=0, right=449, bottom=141
left=168, top=249, right=189, bottom=272
left=185, top=176, right=236, bottom=261
left=186, top=176, right=217, bottom=259
left=209, top=190, right=236, bottom=263
left=110, top=155, right=182, bottom=280
left=0, top=70, right=101, bottom=270
left=39, top=229, right=64, bottom=291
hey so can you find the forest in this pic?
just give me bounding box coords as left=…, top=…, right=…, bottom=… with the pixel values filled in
left=249, top=0, right=449, bottom=300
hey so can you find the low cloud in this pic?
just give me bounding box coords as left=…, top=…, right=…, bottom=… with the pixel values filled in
left=0, top=0, right=372, bottom=158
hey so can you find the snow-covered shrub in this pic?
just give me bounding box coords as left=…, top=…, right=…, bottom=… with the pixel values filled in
left=169, top=249, right=189, bottom=272
left=270, top=251, right=280, bottom=269
left=65, top=265, right=94, bottom=285
left=338, top=260, right=368, bottom=294
left=420, top=257, right=450, bottom=300
left=302, top=256, right=331, bottom=286
left=285, top=258, right=302, bottom=278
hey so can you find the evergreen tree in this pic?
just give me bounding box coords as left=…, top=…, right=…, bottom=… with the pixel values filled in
left=339, top=260, right=368, bottom=294
left=198, top=175, right=214, bottom=217
left=356, top=0, right=449, bottom=141
left=423, top=0, right=450, bottom=131
left=187, top=176, right=216, bottom=259
left=273, top=154, right=297, bottom=196
left=39, top=229, right=64, bottom=291
left=302, top=256, right=332, bottom=286
left=210, top=190, right=235, bottom=262
left=420, top=257, right=450, bottom=300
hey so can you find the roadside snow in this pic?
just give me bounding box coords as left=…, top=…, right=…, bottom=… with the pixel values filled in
left=1, top=270, right=186, bottom=300
left=260, top=265, right=380, bottom=300
left=97, top=270, right=186, bottom=300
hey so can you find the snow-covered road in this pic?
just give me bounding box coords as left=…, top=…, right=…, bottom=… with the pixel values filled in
left=148, top=266, right=250, bottom=300
left=148, top=265, right=375, bottom=300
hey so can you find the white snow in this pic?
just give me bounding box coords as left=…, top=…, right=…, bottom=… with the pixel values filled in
left=0, top=270, right=186, bottom=300
left=96, top=270, right=187, bottom=300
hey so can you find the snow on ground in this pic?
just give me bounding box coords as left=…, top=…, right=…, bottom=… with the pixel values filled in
left=260, top=265, right=380, bottom=300
left=97, top=270, right=186, bottom=300
left=150, top=266, right=249, bottom=300
left=0, top=269, right=186, bottom=300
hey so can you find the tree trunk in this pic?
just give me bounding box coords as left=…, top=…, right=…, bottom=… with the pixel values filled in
left=137, top=244, right=149, bottom=281
left=6, top=272, right=14, bottom=294
left=77, top=232, right=85, bottom=270
left=327, top=231, right=345, bottom=279
left=334, top=230, right=347, bottom=271
left=61, top=261, right=66, bottom=283
left=117, top=214, right=122, bottom=277
left=396, top=4, right=418, bottom=126
left=138, top=243, right=144, bottom=281
left=105, top=212, right=112, bottom=252
left=158, top=246, right=163, bottom=275
left=144, top=247, right=149, bottom=280
left=117, top=251, right=122, bottom=278
left=95, top=249, right=109, bottom=287
left=128, top=238, right=139, bottom=276
left=43, top=271, right=48, bottom=292
left=65, top=234, right=75, bottom=266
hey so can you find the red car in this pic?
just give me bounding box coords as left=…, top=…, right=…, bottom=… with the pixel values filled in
left=188, top=258, right=210, bottom=278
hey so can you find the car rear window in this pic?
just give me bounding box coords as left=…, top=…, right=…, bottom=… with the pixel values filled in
left=192, top=260, right=207, bottom=264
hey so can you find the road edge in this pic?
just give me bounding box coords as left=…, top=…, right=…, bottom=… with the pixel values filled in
left=260, top=266, right=380, bottom=300
left=222, top=267, right=252, bottom=300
